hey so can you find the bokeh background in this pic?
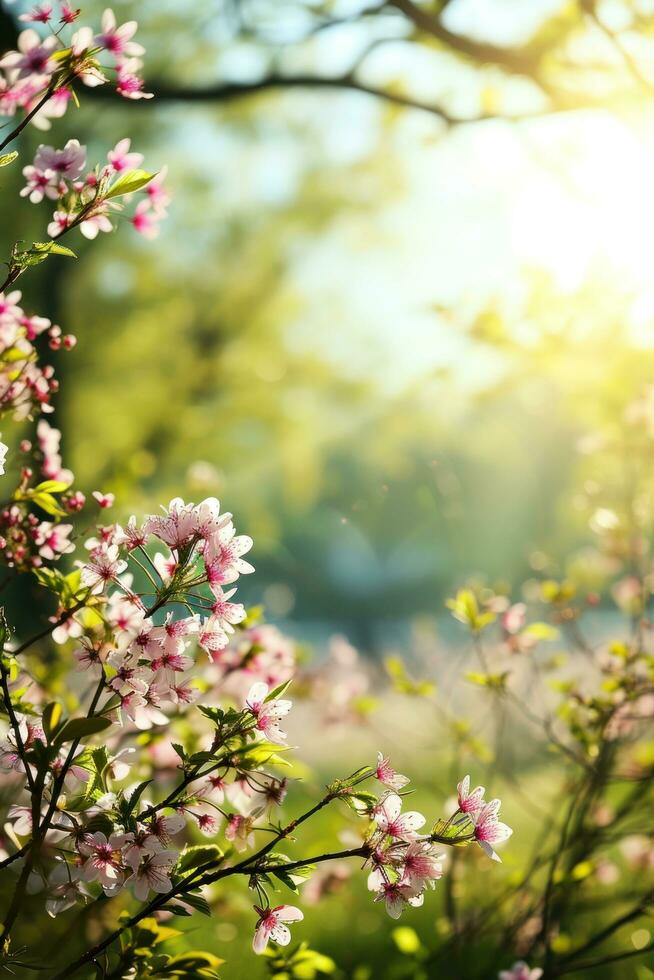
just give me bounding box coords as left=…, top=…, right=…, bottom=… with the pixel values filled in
left=3, top=0, right=654, bottom=976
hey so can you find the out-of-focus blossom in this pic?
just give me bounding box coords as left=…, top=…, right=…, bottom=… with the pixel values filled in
left=499, top=963, right=543, bottom=980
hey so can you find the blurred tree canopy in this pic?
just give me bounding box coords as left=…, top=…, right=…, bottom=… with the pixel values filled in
left=3, top=0, right=654, bottom=647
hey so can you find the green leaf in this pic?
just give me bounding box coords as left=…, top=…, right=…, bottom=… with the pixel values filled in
left=265, top=679, right=292, bottom=701
left=85, top=745, right=110, bottom=795
left=384, top=656, right=436, bottom=697
left=523, top=622, right=559, bottom=641
left=232, top=741, right=292, bottom=769
left=161, top=890, right=212, bottom=917
left=446, top=588, right=497, bottom=632
left=465, top=670, right=509, bottom=690
left=265, top=853, right=314, bottom=894
left=180, top=891, right=212, bottom=916
left=125, top=778, right=153, bottom=816
left=0, top=152, right=18, bottom=168
left=32, top=567, right=59, bottom=590
left=85, top=812, right=117, bottom=836
left=29, top=241, right=77, bottom=259
left=33, top=479, right=72, bottom=493
left=345, top=765, right=375, bottom=783
left=161, top=903, right=193, bottom=917
left=54, top=715, right=112, bottom=744
left=24, top=490, right=66, bottom=517
left=105, top=169, right=155, bottom=199
left=42, top=702, right=65, bottom=740
left=178, top=845, right=224, bottom=874
left=161, top=950, right=224, bottom=976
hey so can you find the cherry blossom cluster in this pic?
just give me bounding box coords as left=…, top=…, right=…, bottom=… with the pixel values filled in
left=0, top=289, right=74, bottom=422
left=0, top=418, right=87, bottom=569
left=20, top=138, right=169, bottom=241
left=250, top=761, right=513, bottom=952
left=455, top=774, right=514, bottom=861
left=360, top=765, right=512, bottom=921
left=0, top=6, right=151, bottom=134
left=55, top=497, right=254, bottom=724
left=0, top=639, right=297, bottom=914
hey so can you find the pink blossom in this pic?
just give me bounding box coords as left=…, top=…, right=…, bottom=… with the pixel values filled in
left=149, top=646, right=194, bottom=682
left=373, top=793, right=425, bottom=841
left=192, top=496, right=231, bottom=538
left=69, top=26, right=107, bottom=87
left=198, top=773, right=227, bottom=803
left=34, top=140, right=86, bottom=182
left=60, top=4, right=80, bottom=25
left=114, top=517, right=147, bottom=550
left=252, top=904, right=303, bottom=954
left=252, top=774, right=289, bottom=811
left=115, top=61, right=153, bottom=100
left=95, top=9, right=144, bottom=60
left=51, top=608, right=83, bottom=645
left=123, top=681, right=170, bottom=730
left=22, top=313, right=51, bottom=339
left=0, top=290, right=22, bottom=325
left=499, top=963, right=543, bottom=980
left=474, top=799, right=513, bottom=862
left=457, top=774, right=485, bottom=816
left=47, top=211, right=71, bottom=238
left=209, top=623, right=295, bottom=698
left=78, top=832, right=124, bottom=890
left=92, top=490, right=115, bottom=509
left=107, top=138, right=143, bottom=173
left=18, top=4, right=53, bottom=24
left=372, top=880, right=423, bottom=919
left=189, top=807, right=221, bottom=836
left=80, top=543, right=127, bottom=592
left=0, top=29, right=58, bottom=78
left=502, top=602, right=527, bottom=635
left=198, top=615, right=229, bottom=657
left=147, top=811, right=185, bottom=846
left=65, top=491, right=86, bottom=512
left=399, top=841, right=444, bottom=891
left=225, top=813, right=257, bottom=851
left=36, top=419, right=73, bottom=484
left=45, top=863, right=91, bottom=917
left=145, top=166, right=170, bottom=214
left=29, top=86, right=72, bottom=131
left=144, top=497, right=197, bottom=549
left=131, top=200, right=162, bottom=239
left=74, top=644, right=102, bottom=670
left=34, top=522, right=75, bottom=560
left=153, top=550, right=177, bottom=583
left=245, top=681, right=292, bottom=745
left=126, top=849, right=176, bottom=901
left=79, top=205, right=114, bottom=240
left=224, top=775, right=257, bottom=813
left=204, top=522, right=254, bottom=588
left=20, top=165, right=57, bottom=203
left=210, top=586, right=245, bottom=629
left=105, top=594, right=145, bottom=641
left=105, top=748, right=135, bottom=782
left=376, top=753, right=409, bottom=791
left=120, top=827, right=164, bottom=871
left=107, top=651, right=150, bottom=695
